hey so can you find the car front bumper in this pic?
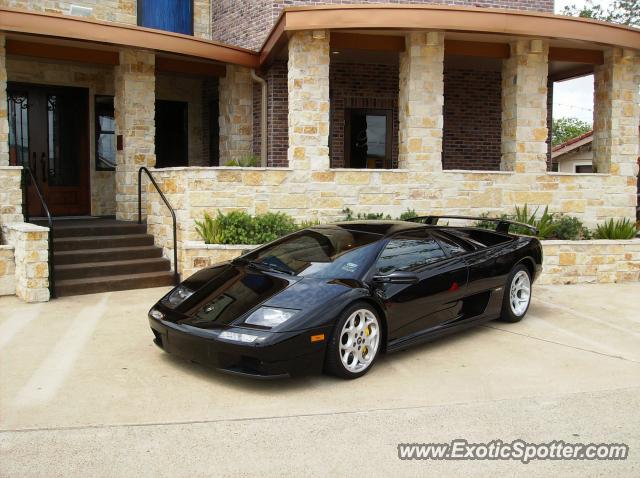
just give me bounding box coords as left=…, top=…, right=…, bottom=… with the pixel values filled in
left=149, top=312, right=331, bottom=379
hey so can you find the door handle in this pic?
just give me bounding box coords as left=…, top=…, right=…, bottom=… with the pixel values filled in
left=31, top=152, right=37, bottom=180
left=40, top=153, right=47, bottom=183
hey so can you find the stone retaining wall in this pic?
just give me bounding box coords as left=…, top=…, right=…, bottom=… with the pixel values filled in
left=179, top=240, right=640, bottom=286
left=0, top=244, right=15, bottom=296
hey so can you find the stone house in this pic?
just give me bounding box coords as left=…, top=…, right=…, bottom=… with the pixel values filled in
left=0, top=1, right=638, bottom=301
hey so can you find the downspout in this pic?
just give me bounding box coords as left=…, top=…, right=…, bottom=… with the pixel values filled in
left=251, top=70, right=268, bottom=167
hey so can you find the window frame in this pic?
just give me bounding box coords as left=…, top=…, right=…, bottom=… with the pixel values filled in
left=344, top=108, right=393, bottom=169
left=94, top=95, right=116, bottom=172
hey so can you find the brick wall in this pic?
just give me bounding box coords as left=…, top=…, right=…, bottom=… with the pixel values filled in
left=266, top=60, right=289, bottom=167
left=212, top=0, right=555, bottom=51
left=330, top=62, right=399, bottom=168
left=443, top=68, right=502, bottom=170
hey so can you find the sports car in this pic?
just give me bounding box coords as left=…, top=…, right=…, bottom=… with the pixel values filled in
left=149, top=216, right=542, bottom=379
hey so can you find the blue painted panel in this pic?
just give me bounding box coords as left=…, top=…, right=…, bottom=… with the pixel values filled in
left=139, top=0, right=193, bottom=35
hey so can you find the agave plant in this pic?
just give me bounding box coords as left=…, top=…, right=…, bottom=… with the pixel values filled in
left=593, top=218, right=637, bottom=240
left=194, top=212, right=220, bottom=244
left=512, top=204, right=556, bottom=239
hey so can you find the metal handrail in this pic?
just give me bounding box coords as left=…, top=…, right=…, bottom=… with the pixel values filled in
left=137, top=167, right=179, bottom=285
left=22, top=166, right=56, bottom=298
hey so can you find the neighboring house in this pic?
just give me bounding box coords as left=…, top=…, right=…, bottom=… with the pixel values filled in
left=552, top=131, right=594, bottom=173
left=0, top=1, right=638, bottom=301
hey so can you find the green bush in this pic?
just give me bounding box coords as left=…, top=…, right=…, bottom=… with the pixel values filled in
left=398, top=209, right=418, bottom=221
left=341, top=208, right=391, bottom=221
left=195, top=210, right=298, bottom=245
left=552, top=215, right=589, bottom=240
left=593, top=218, right=637, bottom=240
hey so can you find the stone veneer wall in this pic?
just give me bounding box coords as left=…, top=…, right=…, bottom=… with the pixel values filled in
left=2, top=222, right=49, bottom=303
left=0, top=244, right=15, bottom=296
left=219, top=65, right=253, bottom=165
left=6, top=56, right=117, bottom=216
left=0, top=166, right=22, bottom=226
left=0, top=0, right=212, bottom=39
left=145, top=167, right=637, bottom=275
left=179, top=240, right=640, bottom=286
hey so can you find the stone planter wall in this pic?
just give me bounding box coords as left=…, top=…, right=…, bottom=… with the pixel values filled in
left=539, top=239, right=640, bottom=285
left=0, top=244, right=15, bottom=296
left=179, top=240, right=640, bottom=287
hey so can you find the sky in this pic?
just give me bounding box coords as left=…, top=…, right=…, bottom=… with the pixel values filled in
left=552, top=0, right=616, bottom=124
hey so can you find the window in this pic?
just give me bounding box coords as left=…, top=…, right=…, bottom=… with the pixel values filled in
left=433, top=232, right=472, bottom=256
left=575, top=164, right=593, bottom=174
left=95, top=96, right=115, bottom=171
left=138, top=0, right=193, bottom=35
left=345, top=109, right=392, bottom=169
left=376, top=233, right=446, bottom=274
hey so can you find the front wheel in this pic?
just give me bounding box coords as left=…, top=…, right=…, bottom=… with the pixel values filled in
left=499, top=265, right=532, bottom=323
left=324, top=302, right=382, bottom=379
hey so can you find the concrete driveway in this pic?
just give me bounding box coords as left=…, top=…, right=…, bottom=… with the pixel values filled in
left=1, top=283, right=639, bottom=477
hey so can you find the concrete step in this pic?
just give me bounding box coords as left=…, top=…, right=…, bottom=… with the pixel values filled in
left=55, top=271, right=176, bottom=297
left=52, top=222, right=147, bottom=238
left=54, top=234, right=155, bottom=251
left=54, top=246, right=163, bottom=265
left=56, top=257, right=171, bottom=281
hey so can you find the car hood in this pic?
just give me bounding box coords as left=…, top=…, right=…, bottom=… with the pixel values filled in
left=160, top=262, right=365, bottom=331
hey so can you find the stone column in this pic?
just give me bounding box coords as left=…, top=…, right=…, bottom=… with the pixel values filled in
left=4, top=223, right=49, bottom=303
left=219, top=65, right=253, bottom=165
left=287, top=30, right=330, bottom=171
left=501, top=39, right=549, bottom=173
left=115, top=49, right=156, bottom=221
left=398, top=32, right=444, bottom=172
left=593, top=48, right=640, bottom=178
left=0, top=34, right=9, bottom=167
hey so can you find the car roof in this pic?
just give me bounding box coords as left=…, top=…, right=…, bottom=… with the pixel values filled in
left=317, top=220, right=428, bottom=237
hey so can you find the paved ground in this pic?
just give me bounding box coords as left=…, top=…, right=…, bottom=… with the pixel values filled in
left=1, top=283, right=639, bottom=477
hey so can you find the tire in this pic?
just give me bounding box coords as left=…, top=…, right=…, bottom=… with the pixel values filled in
left=324, top=302, right=382, bottom=379
left=498, top=264, right=532, bottom=323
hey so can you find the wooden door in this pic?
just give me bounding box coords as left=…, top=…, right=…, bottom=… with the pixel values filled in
left=7, top=83, right=90, bottom=217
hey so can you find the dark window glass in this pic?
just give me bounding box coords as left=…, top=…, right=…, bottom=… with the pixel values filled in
left=434, top=232, right=471, bottom=256
left=7, top=91, right=29, bottom=167
left=376, top=233, right=446, bottom=274
left=239, top=227, right=382, bottom=279
left=95, top=96, right=115, bottom=171
left=155, top=100, right=188, bottom=168
left=346, top=108, right=392, bottom=169
left=575, top=164, right=593, bottom=173
left=138, top=0, right=193, bottom=35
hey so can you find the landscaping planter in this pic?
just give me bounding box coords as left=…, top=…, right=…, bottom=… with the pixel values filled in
left=181, top=240, right=640, bottom=286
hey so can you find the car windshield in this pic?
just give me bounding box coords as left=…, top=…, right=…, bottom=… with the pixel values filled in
left=236, top=227, right=382, bottom=279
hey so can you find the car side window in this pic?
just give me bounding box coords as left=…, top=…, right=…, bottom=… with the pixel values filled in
left=433, top=232, right=472, bottom=256
left=376, top=232, right=446, bottom=274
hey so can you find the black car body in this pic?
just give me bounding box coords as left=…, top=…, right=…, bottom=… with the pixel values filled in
left=149, top=218, right=542, bottom=379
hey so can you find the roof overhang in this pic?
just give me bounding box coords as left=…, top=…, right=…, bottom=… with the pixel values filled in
left=0, top=7, right=259, bottom=68
left=261, top=5, right=640, bottom=64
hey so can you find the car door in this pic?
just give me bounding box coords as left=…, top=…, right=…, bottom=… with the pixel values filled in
left=373, top=230, right=468, bottom=341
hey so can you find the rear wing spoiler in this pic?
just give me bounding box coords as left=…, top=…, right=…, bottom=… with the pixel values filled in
left=407, top=215, right=539, bottom=236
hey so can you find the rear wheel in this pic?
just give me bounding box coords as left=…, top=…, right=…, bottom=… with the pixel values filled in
left=499, top=265, right=532, bottom=323
left=324, top=302, right=382, bottom=379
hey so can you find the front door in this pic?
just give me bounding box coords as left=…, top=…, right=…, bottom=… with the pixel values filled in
left=7, top=83, right=90, bottom=217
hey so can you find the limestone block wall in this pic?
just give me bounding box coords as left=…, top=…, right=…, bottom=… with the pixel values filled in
left=0, top=166, right=23, bottom=228
left=501, top=39, right=549, bottom=174
left=182, top=242, right=254, bottom=278
left=2, top=222, right=49, bottom=303
left=6, top=56, right=116, bottom=216
left=146, top=167, right=636, bottom=276
left=115, top=49, right=156, bottom=221
left=539, top=239, right=640, bottom=285
left=398, top=32, right=444, bottom=172
left=0, top=0, right=137, bottom=25
left=219, top=65, right=253, bottom=165
left=0, top=244, right=15, bottom=296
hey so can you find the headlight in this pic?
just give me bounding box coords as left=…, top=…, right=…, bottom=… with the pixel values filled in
left=244, top=307, right=298, bottom=328
left=164, top=284, right=194, bottom=307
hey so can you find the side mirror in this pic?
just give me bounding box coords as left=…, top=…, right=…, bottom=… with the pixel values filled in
left=372, top=271, right=419, bottom=285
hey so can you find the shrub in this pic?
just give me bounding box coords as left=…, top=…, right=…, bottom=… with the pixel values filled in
left=398, top=209, right=418, bottom=221
left=593, top=218, right=637, bottom=240
left=341, top=208, right=391, bottom=221
left=475, top=212, right=509, bottom=230
left=513, top=204, right=556, bottom=239
left=195, top=210, right=297, bottom=245
left=551, top=215, right=588, bottom=240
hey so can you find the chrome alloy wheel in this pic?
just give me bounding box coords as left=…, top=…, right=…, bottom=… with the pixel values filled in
left=339, top=309, right=380, bottom=373
left=509, top=270, right=531, bottom=316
